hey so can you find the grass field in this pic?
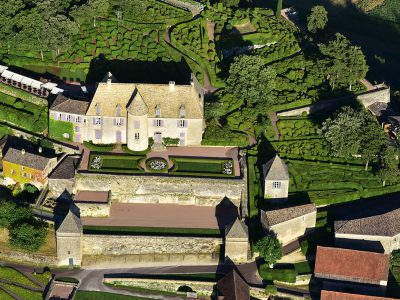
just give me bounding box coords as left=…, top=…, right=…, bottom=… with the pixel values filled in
left=171, top=157, right=235, bottom=177
left=88, top=153, right=145, bottom=173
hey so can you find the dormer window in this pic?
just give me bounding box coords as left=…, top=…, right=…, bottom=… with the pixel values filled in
left=115, top=104, right=121, bottom=117
left=179, top=105, right=186, bottom=118
left=95, top=104, right=101, bottom=116
left=155, top=105, right=161, bottom=118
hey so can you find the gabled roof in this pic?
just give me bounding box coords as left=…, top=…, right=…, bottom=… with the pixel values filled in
left=50, top=94, right=89, bottom=115
left=262, top=203, right=316, bottom=227
left=57, top=211, right=82, bottom=234
left=217, top=270, right=249, bottom=300
left=321, top=290, right=396, bottom=300
left=226, top=218, right=248, bottom=239
left=3, top=147, right=54, bottom=171
left=49, top=156, right=79, bottom=179
left=127, top=89, right=148, bottom=116
left=314, top=246, right=389, bottom=285
left=263, top=155, right=289, bottom=181
left=335, top=207, right=400, bottom=237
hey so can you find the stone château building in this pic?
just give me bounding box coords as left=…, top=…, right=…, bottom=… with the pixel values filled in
left=49, top=73, right=205, bottom=151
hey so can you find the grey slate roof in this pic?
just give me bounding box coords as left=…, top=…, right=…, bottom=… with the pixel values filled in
left=262, top=203, right=316, bottom=226
left=226, top=218, right=248, bottom=239
left=57, top=211, right=82, bottom=234
left=368, top=102, right=389, bottom=117
left=263, top=155, right=289, bottom=181
left=3, top=147, right=53, bottom=171
left=335, top=208, right=400, bottom=237
left=217, top=270, right=250, bottom=300
left=50, top=94, right=89, bottom=115
left=49, top=156, right=79, bottom=179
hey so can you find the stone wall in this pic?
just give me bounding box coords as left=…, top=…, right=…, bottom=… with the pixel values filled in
left=357, top=86, right=390, bottom=108
left=82, top=234, right=222, bottom=256
left=335, top=232, right=399, bottom=254
left=76, top=202, right=110, bottom=217
left=48, top=178, right=75, bottom=199
left=0, top=248, right=57, bottom=266
left=75, top=173, right=245, bottom=207
left=225, top=238, right=249, bottom=263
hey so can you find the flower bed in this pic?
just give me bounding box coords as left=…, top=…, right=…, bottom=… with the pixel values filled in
left=146, top=157, right=168, bottom=172
left=88, top=153, right=145, bottom=174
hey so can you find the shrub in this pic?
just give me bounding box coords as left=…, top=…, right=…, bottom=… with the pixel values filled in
left=265, top=285, right=277, bottom=295
left=24, top=184, right=38, bottom=194
left=9, top=220, right=47, bottom=252
left=259, top=265, right=297, bottom=283
left=254, top=236, right=283, bottom=264
left=162, top=137, right=180, bottom=146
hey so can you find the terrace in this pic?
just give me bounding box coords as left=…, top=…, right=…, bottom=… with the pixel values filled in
left=82, top=146, right=242, bottom=178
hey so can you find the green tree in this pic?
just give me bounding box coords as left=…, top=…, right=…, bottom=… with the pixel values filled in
left=254, top=236, right=283, bottom=265
left=226, top=55, right=276, bottom=109
left=378, top=146, right=400, bottom=186
left=276, top=0, right=283, bottom=18
left=222, top=0, right=240, bottom=7
left=9, top=221, right=47, bottom=252
left=320, top=106, right=386, bottom=170
left=319, top=33, right=368, bottom=90
left=307, top=6, right=328, bottom=33
left=0, top=201, right=32, bottom=228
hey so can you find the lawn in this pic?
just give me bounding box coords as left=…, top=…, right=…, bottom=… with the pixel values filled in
left=0, top=267, right=40, bottom=288
left=83, top=225, right=222, bottom=237
left=0, top=289, right=14, bottom=300
left=0, top=283, right=42, bottom=300
left=74, top=291, right=153, bottom=300
left=171, top=157, right=235, bottom=177
left=88, top=153, right=145, bottom=173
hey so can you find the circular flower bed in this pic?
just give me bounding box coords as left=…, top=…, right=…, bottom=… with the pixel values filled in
left=222, top=160, right=233, bottom=175
left=146, top=157, right=168, bottom=172
left=91, top=156, right=102, bottom=169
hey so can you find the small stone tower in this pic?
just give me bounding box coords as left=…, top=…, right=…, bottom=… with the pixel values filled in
left=127, top=89, right=149, bottom=151
left=225, top=218, right=250, bottom=263
left=263, top=155, right=289, bottom=200
left=56, top=210, right=83, bottom=267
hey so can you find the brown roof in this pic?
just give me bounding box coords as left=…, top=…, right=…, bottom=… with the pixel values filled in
left=321, top=290, right=396, bottom=300
left=50, top=94, right=89, bottom=115
left=48, top=283, right=76, bottom=300
left=335, top=207, right=400, bottom=237
left=262, top=203, right=316, bottom=226
left=74, top=191, right=110, bottom=203
left=49, top=156, right=79, bottom=179
left=314, top=246, right=389, bottom=285
left=3, top=147, right=54, bottom=171
left=86, top=82, right=203, bottom=118
left=217, top=270, right=249, bottom=300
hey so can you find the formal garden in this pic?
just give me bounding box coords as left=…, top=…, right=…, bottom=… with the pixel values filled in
left=87, top=152, right=236, bottom=177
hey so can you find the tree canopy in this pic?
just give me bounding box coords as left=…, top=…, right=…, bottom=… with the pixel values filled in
left=307, top=6, right=328, bottom=33
left=319, top=33, right=368, bottom=90
left=254, top=235, right=283, bottom=264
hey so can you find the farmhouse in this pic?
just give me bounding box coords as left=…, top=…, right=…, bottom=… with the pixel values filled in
left=49, top=72, right=205, bottom=151
left=335, top=207, right=400, bottom=253
left=260, top=203, right=316, bottom=245
left=314, top=246, right=390, bottom=297
left=2, top=146, right=57, bottom=189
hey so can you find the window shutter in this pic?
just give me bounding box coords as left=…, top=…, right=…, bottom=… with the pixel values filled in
left=121, top=118, right=124, bottom=126
left=184, top=120, right=188, bottom=128
left=153, top=120, right=157, bottom=127
left=177, top=120, right=180, bottom=127
left=60, top=113, right=66, bottom=121
left=99, top=118, right=102, bottom=125
left=93, top=118, right=96, bottom=125
left=161, top=120, right=164, bottom=127
left=113, top=118, right=116, bottom=126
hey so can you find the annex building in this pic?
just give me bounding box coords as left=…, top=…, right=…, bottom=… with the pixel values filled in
left=49, top=73, right=205, bottom=151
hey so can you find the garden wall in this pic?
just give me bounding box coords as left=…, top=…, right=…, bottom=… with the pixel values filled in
left=0, top=248, right=57, bottom=266
left=75, top=173, right=245, bottom=208
left=82, top=234, right=221, bottom=267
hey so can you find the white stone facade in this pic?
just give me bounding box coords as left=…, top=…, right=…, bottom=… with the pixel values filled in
left=335, top=232, right=400, bottom=254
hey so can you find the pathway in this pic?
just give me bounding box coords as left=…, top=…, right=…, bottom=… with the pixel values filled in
left=268, top=112, right=281, bottom=141
left=359, top=78, right=376, bottom=91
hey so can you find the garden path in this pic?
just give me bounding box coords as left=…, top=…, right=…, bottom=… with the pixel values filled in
left=206, top=20, right=215, bottom=41
left=268, top=112, right=281, bottom=141
left=0, top=279, right=43, bottom=292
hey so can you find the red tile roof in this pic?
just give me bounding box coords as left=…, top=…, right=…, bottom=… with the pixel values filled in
left=321, top=291, right=396, bottom=300
left=314, top=246, right=389, bottom=285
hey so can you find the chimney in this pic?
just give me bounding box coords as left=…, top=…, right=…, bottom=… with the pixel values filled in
left=38, top=147, right=42, bottom=153
left=21, top=149, right=25, bottom=155
left=169, top=81, right=175, bottom=91
left=107, top=72, right=112, bottom=86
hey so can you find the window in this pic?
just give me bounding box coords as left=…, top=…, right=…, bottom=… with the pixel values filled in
left=75, top=116, right=81, bottom=123
left=115, top=104, right=121, bottom=117
left=57, top=113, right=62, bottom=120
left=115, top=118, right=122, bottom=126
left=155, top=119, right=162, bottom=127
left=94, top=117, right=101, bottom=125
left=75, top=126, right=80, bottom=133
left=95, top=104, right=101, bottom=115
left=66, top=114, right=71, bottom=121
left=134, top=133, right=140, bottom=140
left=178, top=120, right=186, bottom=128
left=134, top=120, right=140, bottom=129
left=155, top=105, right=161, bottom=117
left=22, top=172, right=29, bottom=178
left=11, top=169, right=15, bottom=175
left=95, top=129, right=102, bottom=139
left=272, top=181, right=281, bottom=189
left=179, top=105, right=186, bottom=118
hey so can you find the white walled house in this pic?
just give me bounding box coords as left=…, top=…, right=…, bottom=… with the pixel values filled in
left=49, top=73, right=205, bottom=151
left=261, top=203, right=317, bottom=245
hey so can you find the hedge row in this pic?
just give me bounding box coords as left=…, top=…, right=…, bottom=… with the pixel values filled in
left=259, top=264, right=297, bottom=283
